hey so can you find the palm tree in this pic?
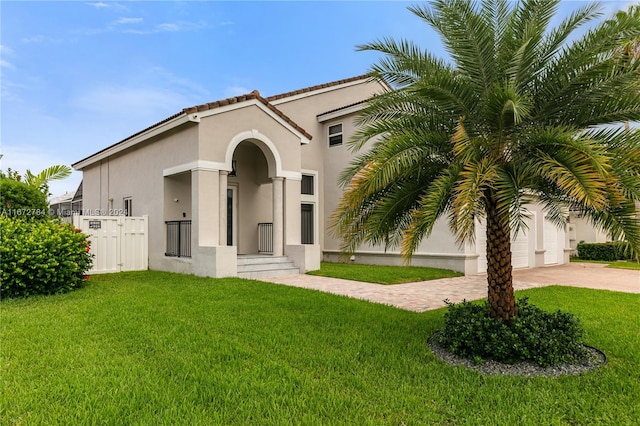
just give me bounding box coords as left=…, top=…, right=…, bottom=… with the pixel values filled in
left=331, top=0, right=640, bottom=322
left=612, top=5, right=640, bottom=131
left=24, top=165, right=72, bottom=197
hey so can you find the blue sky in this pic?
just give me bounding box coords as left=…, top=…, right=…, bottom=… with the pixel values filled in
left=0, top=0, right=635, bottom=197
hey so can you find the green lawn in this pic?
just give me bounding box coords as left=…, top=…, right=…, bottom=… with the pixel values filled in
left=307, top=261, right=462, bottom=284
left=2, top=271, right=639, bottom=425
left=607, top=261, right=640, bottom=270
left=571, top=258, right=640, bottom=270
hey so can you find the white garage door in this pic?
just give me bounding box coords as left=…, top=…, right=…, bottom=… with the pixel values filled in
left=544, top=216, right=559, bottom=265
left=476, top=218, right=530, bottom=273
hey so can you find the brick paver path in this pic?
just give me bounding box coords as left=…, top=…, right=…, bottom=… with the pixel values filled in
left=261, top=263, right=639, bottom=312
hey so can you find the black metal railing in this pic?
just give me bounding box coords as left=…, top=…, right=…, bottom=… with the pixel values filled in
left=165, top=220, right=192, bottom=258
left=258, top=222, right=273, bottom=254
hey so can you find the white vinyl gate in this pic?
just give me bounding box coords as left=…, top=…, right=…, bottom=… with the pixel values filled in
left=72, top=215, right=148, bottom=274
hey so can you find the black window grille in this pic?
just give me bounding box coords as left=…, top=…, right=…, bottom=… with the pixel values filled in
left=165, top=220, right=191, bottom=257
left=301, top=204, right=314, bottom=244
left=258, top=222, right=273, bottom=253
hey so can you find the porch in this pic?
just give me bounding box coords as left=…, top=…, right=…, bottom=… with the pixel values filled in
left=163, top=220, right=300, bottom=278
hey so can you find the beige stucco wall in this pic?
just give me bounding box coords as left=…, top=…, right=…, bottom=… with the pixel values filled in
left=569, top=214, right=610, bottom=250
left=78, top=76, right=570, bottom=276
left=80, top=124, right=199, bottom=271
left=273, top=79, right=389, bottom=248
left=198, top=104, right=303, bottom=176
left=164, top=172, right=192, bottom=221
left=318, top=120, right=464, bottom=272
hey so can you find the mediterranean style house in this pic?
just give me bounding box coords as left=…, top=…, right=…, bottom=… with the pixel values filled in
left=73, top=75, right=570, bottom=278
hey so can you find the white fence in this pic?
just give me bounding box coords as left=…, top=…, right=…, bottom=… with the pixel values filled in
left=71, top=215, right=149, bottom=274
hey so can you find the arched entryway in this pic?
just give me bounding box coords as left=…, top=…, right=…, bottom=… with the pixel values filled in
left=222, top=131, right=286, bottom=256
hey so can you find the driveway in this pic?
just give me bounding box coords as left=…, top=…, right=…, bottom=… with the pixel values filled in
left=512, top=262, right=640, bottom=294
left=262, top=263, right=639, bottom=312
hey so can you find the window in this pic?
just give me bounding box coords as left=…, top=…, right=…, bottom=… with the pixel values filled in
left=328, top=123, right=343, bottom=146
left=301, top=174, right=314, bottom=195
left=123, top=198, right=132, bottom=217
left=301, top=204, right=314, bottom=244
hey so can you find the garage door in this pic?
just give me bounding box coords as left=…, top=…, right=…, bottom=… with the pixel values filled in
left=476, top=218, right=530, bottom=273
left=544, top=216, right=559, bottom=265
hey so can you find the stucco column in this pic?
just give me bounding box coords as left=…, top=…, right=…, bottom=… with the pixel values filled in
left=192, top=169, right=219, bottom=247
left=284, top=178, right=301, bottom=245
left=219, top=170, right=228, bottom=246
left=272, top=177, right=284, bottom=256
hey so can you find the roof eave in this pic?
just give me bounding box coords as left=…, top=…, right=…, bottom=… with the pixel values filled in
left=317, top=101, right=368, bottom=123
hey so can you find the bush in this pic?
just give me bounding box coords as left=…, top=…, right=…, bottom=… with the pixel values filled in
left=0, top=178, right=48, bottom=218
left=0, top=217, right=93, bottom=298
left=576, top=241, right=634, bottom=261
left=432, top=298, right=587, bottom=367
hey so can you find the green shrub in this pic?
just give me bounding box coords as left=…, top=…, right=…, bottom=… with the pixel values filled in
left=432, top=298, right=587, bottom=367
left=576, top=241, right=634, bottom=261
left=0, top=178, right=48, bottom=218
left=0, top=217, right=93, bottom=298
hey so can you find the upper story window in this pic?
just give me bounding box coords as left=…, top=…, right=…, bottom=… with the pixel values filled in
left=301, top=174, right=314, bottom=195
left=328, top=123, right=343, bottom=147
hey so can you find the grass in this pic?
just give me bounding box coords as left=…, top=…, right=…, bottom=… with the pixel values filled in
left=2, top=271, right=639, bottom=425
left=607, top=261, right=640, bottom=270
left=570, top=257, right=640, bottom=270
left=307, top=261, right=462, bottom=284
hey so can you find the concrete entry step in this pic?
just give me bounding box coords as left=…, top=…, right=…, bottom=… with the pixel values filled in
left=237, top=255, right=300, bottom=279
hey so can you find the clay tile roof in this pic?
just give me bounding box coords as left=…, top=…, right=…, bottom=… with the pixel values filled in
left=266, top=74, right=372, bottom=102
left=182, top=90, right=312, bottom=140
left=76, top=76, right=375, bottom=167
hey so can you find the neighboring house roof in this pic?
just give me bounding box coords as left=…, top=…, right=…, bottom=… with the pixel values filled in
left=73, top=75, right=373, bottom=170
left=72, top=180, right=83, bottom=202
left=49, top=192, right=74, bottom=205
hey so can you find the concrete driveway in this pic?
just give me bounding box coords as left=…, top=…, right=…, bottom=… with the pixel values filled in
left=512, top=262, right=640, bottom=294
left=262, top=262, right=639, bottom=312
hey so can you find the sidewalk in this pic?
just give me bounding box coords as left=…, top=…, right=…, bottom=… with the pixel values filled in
left=261, top=263, right=639, bottom=312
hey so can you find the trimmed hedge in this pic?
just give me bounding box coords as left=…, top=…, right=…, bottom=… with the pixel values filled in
left=576, top=241, right=634, bottom=261
left=0, top=217, right=93, bottom=298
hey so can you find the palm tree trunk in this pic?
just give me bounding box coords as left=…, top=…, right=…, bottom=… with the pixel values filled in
left=485, top=194, right=518, bottom=322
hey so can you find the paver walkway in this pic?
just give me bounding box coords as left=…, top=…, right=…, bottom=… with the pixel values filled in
left=261, top=263, right=639, bottom=312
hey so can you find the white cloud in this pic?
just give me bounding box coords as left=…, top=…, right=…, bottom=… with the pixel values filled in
left=157, top=23, right=180, bottom=32
left=114, top=17, right=143, bottom=25
left=1, top=79, right=28, bottom=102
left=87, top=2, right=128, bottom=12
left=21, top=35, right=46, bottom=43
left=224, top=86, right=251, bottom=97
left=87, top=2, right=109, bottom=8
left=0, top=45, right=15, bottom=69
left=147, top=66, right=210, bottom=98
left=70, top=86, right=189, bottom=120
left=123, top=20, right=208, bottom=35
left=0, top=44, right=14, bottom=54
left=21, top=35, right=64, bottom=44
